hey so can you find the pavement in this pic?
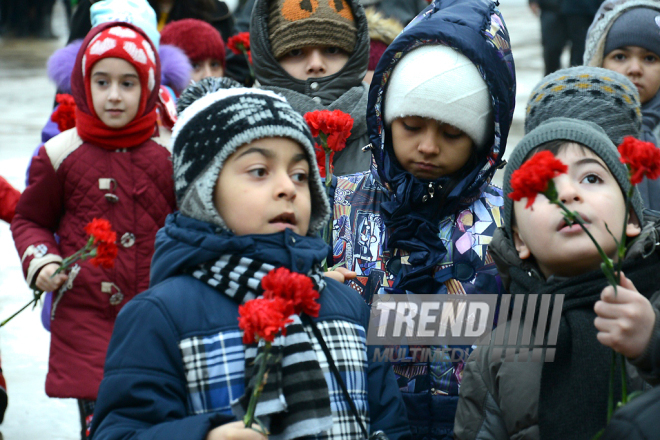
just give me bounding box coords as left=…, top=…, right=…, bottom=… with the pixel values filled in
left=0, top=1, right=550, bottom=438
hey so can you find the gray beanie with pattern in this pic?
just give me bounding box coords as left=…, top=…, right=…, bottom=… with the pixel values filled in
left=525, top=66, right=642, bottom=145
left=171, top=80, right=331, bottom=236
left=503, top=117, right=644, bottom=238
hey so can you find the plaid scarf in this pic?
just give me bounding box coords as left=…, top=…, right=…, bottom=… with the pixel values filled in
left=189, top=254, right=333, bottom=440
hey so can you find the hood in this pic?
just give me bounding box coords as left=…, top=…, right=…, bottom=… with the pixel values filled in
left=642, top=88, right=660, bottom=141
left=584, top=0, right=660, bottom=67
left=150, top=212, right=330, bottom=286
left=250, top=0, right=370, bottom=105
left=367, top=0, right=516, bottom=213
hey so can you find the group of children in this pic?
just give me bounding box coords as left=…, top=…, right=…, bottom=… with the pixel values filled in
left=4, top=0, right=660, bottom=439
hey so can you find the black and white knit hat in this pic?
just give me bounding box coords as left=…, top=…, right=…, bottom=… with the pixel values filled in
left=171, top=80, right=331, bottom=235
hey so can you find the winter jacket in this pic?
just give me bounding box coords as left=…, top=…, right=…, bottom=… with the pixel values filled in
left=89, top=213, right=412, bottom=440
left=11, top=128, right=176, bottom=400
left=602, top=385, right=660, bottom=440
left=360, top=0, right=428, bottom=25
left=249, top=0, right=372, bottom=176
left=329, top=1, right=516, bottom=438
left=583, top=0, right=660, bottom=210
left=0, top=176, right=20, bottom=224
left=454, top=219, right=660, bottom=440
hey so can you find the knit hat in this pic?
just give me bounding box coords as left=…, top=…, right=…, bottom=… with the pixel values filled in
left=161, top=19, right=226, bottom=68
left=268, top=0, right=357, bottom=59
left=365, top=8, right=402, bottom=71
left=171, top=79, right=330, bottom=235
left=503, top=117, right=644, bottom=238
left=384, top=44, right=493, bottom=149
left=90, top=0, right=160, bottom=49
left=525, top=66, right=642, bottom=145
left=604, top=7, right=660, bottom=57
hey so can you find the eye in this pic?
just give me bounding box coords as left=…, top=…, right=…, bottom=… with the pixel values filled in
left=443, top=125, right=466, bottom=140
left=122, top=80, right=135, bottom=88
left=95, top=79, right=108, bottom=87
left=291, top=171, right=308, bottom=183
left=324, top=46, right=341, bottom=55
left=287, top=49, right=303, bottom=58
left=581, top=173, right=603, bottom=184
left=211, top=60, right=222, bottom=68
left=612, top=52, right=626, bottom=61
left=644, top=53, right=659, bottom=63
left=248, top=167, right=267, bottom=178
left=402, top=121, right=421, bottom=132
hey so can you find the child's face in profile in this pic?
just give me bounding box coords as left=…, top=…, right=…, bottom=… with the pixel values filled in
left=91, top=57, right=142, bottom=129
left=214, top=137, right=312, bottom=236
left=512, top=143, right=641, bottom=278
left=603, top=46, right=660, bottom=104
left=191, top=58, right=224, bottom=83
left=390, top=116, right=474, bottom=180
left=279, top=45, right=349, bottom=80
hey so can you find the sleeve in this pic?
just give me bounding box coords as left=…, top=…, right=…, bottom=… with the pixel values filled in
left=90, top=294, right=235, bottom=440
left=0, top=176, right=21, bottom=224
left=454, top=346, right=509, bottom=440
left=628, top=291, right=660, bottom=385
left=10, top=146, right=64, bottom=287
left=362, top=304, right=412, bottom=440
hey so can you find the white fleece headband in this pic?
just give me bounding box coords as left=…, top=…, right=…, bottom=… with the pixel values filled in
left=384, top=45, right=493, bottom=148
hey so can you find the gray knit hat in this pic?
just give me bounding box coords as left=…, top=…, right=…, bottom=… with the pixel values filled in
left=171, top=80, right=331, bottom=236
left=503, top=117, right=644, bottom=238
left=604, top=7, right=660, bottom=57
left=525, top=66, right=642, bottom=145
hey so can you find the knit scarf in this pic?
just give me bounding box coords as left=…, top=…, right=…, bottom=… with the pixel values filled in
left=75, top=108, right=158, bottom=150
left=188, top=254, right=333, bottom=440
left=511, top=249, right=660, bottom=440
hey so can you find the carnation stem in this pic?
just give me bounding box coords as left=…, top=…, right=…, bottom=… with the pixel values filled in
left=243, top=342, right=272, bottom=428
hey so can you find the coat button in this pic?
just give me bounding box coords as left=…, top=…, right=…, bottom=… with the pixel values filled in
left=121, top=232, right=135, bottom=248
left=310, top=81, right=319, bottom=90
left=313, top=96, right=322, bottom=103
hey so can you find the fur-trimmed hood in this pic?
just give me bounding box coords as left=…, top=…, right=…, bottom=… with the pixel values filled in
left=365, top=7, right=402, bottom=45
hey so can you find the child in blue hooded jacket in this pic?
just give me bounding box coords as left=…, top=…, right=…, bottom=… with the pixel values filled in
left=329, top=1, right=516, bottom=438
left=89, top=80, right=410, bottom=440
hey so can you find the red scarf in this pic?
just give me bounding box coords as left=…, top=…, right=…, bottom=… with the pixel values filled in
left=71, top=22, right=161, bottom=150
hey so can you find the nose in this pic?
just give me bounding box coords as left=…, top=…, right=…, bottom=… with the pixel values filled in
left=306, top=49, right=326, bottom=77
left=626, top=57, right=642, bottom=77
left=276, top=170, right=297, bottom=201
left=201, top=64, right=213, bottom=79
left=417, top=130, right=440, bottom=156
left=108, top=83, right=121, bottom=101
left=556, top=177, right=582, bottom=205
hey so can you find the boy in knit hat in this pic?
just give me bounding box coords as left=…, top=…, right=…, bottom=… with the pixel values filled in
left=250, top=0, right=372, bottom=175
left=329, top=1, right=516, bottom=438
left=11, top=22, right=176, bottom=440
left=454, top=117, right=660, bottom=440
left=89, top=79, right=411, bottom=440
left=161, top=18, right=227, bottom=84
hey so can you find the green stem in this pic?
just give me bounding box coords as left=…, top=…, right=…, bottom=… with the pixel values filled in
left=615, top=186, right=634, bottom=288
left=620, top=353, right=628, bottom=405
left=607, top=349, right=615, bottom=422
left=244, top=52, right=255, bottom=80
left=243, top=342, right=272, bottom=427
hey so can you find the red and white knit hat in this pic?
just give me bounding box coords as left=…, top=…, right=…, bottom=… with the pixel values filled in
left=82, top=24, right=159, bottom=118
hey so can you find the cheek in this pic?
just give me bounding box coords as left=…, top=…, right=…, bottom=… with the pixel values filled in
left=602, top=58, right=626, bottom=74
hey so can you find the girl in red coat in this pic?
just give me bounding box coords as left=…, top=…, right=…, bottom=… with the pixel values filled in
left=11, top=22, right=176, bottom=440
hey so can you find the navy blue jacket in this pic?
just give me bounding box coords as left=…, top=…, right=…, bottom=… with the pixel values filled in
left=90, top=213, right=411, bottom=440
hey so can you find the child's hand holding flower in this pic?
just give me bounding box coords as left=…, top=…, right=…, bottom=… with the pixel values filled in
left=36, top=263, right=68, bottom=292
left=594, top=272, right=656, bottom=359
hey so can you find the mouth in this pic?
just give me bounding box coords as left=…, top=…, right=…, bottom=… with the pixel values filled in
left=106, top=109, right=124, bottom=115
left=269, top=212, right=297, bottom=227
left=557, top=212, right=591, bottom=231
left=413, top=162, right=440, bottom=172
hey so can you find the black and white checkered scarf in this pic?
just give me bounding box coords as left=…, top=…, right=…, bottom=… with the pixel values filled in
left=189, top=254, right=333, bottom=440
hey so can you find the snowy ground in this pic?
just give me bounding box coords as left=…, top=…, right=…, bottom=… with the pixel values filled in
left=0, top=1, right=547, bottom=438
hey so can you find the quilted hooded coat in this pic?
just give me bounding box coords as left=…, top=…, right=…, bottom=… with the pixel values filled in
left=11, top=23, right=177, bottom=400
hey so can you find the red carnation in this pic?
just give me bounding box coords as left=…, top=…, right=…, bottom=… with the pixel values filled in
left=238, top=297, right=293, bottom=344
left=262, top=267, right=321, bottom=318
left=508, top=150, right=568, bottom=208
left=304, top=110, right=353, bottom=152
left=90, top=241, right=118, bottom=269
left=84, top=218, right=118, bottom=268
left=51, top=94, right=77, bottom=132
left=618, top=136, right=660, bottom=185
left=227, top=32, right=250, bottom=55
left=84, top=218, right=116, bottom=245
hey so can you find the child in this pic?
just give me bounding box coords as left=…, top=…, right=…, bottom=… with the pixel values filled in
left=89, top=82, right=411, bottom=440
left=364, top=8, right=403, bottom=85
left=584, top=0, right=660, bottom=209
left=161, top=18, right=227, bottom=84
left=11, top=22, right=177, bottom=439
left=249, top=0, right=372, bottom=176
left=454, top=117, right=660, bottom=440
left=329, top=1, right=516, bottom=438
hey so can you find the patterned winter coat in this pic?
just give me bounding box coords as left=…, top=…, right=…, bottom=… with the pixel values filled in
left=11, top=128, right=176, bottom=400
left=90, top=213, right=411, bottom=440
left=329, top=1, right=516, bottom=438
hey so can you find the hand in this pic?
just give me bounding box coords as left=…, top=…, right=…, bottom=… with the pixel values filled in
left=35, top=263, right=68, bottom=292
left=594, top=272, right=656, bottom=359
left=529, top=1, right=541, bottom=16
left=206, top=421, right=268, bottom=440
left=323, top=267, right=357, bottom=283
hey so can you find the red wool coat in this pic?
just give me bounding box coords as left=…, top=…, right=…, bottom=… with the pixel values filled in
left=11, top=128, right=176, bottom=400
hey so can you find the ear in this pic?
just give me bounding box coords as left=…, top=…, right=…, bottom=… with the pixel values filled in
left=626, top=208, right=642, bottom=238
left=512, top=226, right=531, bottom=260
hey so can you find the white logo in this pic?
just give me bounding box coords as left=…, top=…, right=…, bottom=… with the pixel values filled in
left=109, top=26, right=137, bottom=39
left=89, top=37, right=117, bottom=56
left=123, top=41, right=147, bottom=64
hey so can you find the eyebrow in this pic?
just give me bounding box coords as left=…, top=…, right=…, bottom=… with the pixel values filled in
left=236, top=148, right=308, bottom=166
left=575, top=157, right=610, bottom=173
left=91, top=71, right=139, bottom=79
